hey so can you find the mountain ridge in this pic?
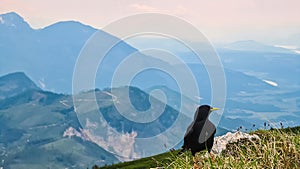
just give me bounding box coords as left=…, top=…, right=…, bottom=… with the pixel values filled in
left=0, top=72, right=40, bottom=100
left=0, top=12, right=98, bottom=31
left=0, top=12, right=159, bottom=93
left=221, top=40, right=293, bottom=53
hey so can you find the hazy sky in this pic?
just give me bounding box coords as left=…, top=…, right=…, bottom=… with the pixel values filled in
left=1, top=0, right=299, bottom=45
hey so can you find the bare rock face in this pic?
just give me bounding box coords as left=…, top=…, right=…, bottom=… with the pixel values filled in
left=211, top=131, right=260, bottom=155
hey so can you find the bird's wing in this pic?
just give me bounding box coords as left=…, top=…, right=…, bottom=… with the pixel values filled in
left=184, top=122, right=194, bottom=138
left=198, top=120, right=216, bottom=144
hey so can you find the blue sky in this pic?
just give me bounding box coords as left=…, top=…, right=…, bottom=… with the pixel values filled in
left=0, top=0, right=299, bottom=46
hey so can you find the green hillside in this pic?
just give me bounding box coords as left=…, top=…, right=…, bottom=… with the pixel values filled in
left=94, top=126, right=300, bottom=169
left=96, top=150, right=180, bottom=169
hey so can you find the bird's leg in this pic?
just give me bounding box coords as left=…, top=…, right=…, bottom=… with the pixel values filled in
left=209, top=152, right=215, bottom=161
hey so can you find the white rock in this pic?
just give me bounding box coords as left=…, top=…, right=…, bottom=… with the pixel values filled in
left=211, top=131, right=260, bottom=155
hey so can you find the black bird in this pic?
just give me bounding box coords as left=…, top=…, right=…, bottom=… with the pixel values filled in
left=181, top=105, right=219, bottom=156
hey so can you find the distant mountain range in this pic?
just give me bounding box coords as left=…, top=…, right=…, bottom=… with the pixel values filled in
left=0, top=12, right=95, bottom=92
left=0, top=12, right=170, bottom=93
left=221, top=40, right=293, bottom=53
left=2, top=12, right=299, bottom=94
left=1, top=11, right=299, bottom=131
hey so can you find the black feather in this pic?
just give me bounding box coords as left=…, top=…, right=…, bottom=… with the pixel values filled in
left=181, top=105, right=216, bottom=156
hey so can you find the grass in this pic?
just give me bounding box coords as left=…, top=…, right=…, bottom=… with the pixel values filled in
left=96, top=150, right=178, bottom=169
left=94, top=126, right=300, bottom=169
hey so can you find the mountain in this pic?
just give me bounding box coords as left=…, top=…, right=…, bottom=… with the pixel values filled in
left=175, top=40, right=300, bottom=89
left=1, top=12, right=297, bottom=95
left=221, top=40, right=292, bottom=53
left=0, top=73, right=120, bottom=168
left=0, top=12, right=170, bottom=93
left=0, top=72, right=194, bottom=167
left=218, top=47, right=300, bottom=88
left=0, top=12, right=97, bottom=92
left=0, top=72, right=39, bottom=100
left=0, top=12, right=32, bottom=31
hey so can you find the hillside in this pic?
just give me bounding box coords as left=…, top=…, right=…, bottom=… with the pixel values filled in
left=0, top=74, right=119, bottom=168
left=0, top=72, right=39, bottom=100
left=95, top=126, right=300, bottom=169
left=0, top=72, right=191, bottom=168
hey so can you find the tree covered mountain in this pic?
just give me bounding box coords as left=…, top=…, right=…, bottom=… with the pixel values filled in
left=0, top=73, right=119, bottom=168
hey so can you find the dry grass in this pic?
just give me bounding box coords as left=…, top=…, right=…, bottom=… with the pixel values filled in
left=160, top=128, right=300, bottom=169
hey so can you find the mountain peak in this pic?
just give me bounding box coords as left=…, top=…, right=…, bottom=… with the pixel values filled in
left=1, top=71, right=30, bottom=79
left=1, top=11, right=21, bottom=18
left=0, top=72, right=39, bottom=99
left=0, top=12, right=31, bottom=29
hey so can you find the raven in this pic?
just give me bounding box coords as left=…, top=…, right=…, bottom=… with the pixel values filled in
left=181, top=105, right=219, bottom=156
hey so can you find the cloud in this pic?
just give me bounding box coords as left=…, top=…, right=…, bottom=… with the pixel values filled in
left=274, top=45, right=298, bottom=50
left=130, top=3, right=158, bottom=12
left=262, top=80, right=278, bottom=87
left=130, top=3, right=189, bottom=16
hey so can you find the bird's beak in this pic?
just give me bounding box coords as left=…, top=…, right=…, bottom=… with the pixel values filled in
left=210, top=107, right=219, bottom=112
